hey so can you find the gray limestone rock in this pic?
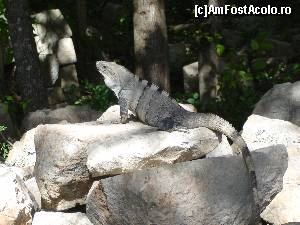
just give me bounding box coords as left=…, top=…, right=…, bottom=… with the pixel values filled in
left=86, top=145, right=288, bottom=225
left=32, top=211, right=93, bottom=225
left=253, top=81, right=300, bottom=126
left=0, top=164, right=38, bottom=224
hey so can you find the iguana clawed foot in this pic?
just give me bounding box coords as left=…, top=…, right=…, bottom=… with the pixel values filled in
left=120, top=115, right=128, bottom=124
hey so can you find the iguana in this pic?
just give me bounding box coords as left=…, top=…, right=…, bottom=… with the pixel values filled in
left=96, top=60, right=262, bottom=225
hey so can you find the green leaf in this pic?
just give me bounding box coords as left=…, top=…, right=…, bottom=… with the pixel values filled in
left=21, top=101, right=28, bottom=111
left=252, top=59, right=267, bottom=70
left=119, top=17, right=125, bottom=24
left=0, top=125, right=7, bottom=132
left=206, top=36, right=213, bottom=42
left=5, top=96, right=13, bottom=101
left=187, top=98, right=195, bottom=104
left=192, top=92, right=199, bottom=99
left=216, top=44, right=225, bottom=56
left=238, top=71, right=246, bottom=77
left=250, top=40, right=259, bottom=50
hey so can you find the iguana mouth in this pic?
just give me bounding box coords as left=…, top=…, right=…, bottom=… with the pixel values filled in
left=96, top=61, right=119, bottom=82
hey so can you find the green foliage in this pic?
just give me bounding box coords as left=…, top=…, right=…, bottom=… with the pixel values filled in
left=73, top=80, right=117, bottom=111
left=176, top=26, right=299, bottom=128
left=1, top=95, right=27, bottom=126
left=1, top=142, right=10, bottom=159
left=209, top=32, right=298, bottom=128
left=215, top=44, right=225, bottom=56
left=0, top=125, right=6, bottom=132
left=0, top=125, right=12, bottom=160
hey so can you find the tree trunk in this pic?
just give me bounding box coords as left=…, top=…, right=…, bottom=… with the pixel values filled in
left=76, top=0, right=87, bottom=81
left=0, top=44, right=4, bottom=96
left=5, top=0, right=47, bottom=112
left=133, top=0, right=170, bottom=91
left=198, top=0, right=224, bottom=109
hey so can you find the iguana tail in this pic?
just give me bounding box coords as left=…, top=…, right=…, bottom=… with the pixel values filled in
left=181, top=112, right=262, bottom=224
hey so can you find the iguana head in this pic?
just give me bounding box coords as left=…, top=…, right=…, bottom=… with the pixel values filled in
left=96, top=61, right=124, bottom=96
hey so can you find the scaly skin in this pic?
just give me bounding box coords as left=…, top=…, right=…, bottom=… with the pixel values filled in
left=96, top=60, right=262, bottom=225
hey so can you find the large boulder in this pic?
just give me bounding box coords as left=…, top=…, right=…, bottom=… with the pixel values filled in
left=253, top=81, right=300, bottom=126
left=242, top=115, right=300, bottom=151
left=242, top=114, right=300, bottom=224
left=5, top=128, right=36, bottom=176
left=86, top=145, right=289, bottom=225
left=87, top=122, right=224, bottom=177
left=0, top=164, right=38, bottom=225
left=32, top=211, right=93, bottom=225
left=25, top=177, right=42, bottom=209
left=261, top=145, right=300, bottom=225
left=34, top=106, right=227, bottom=210
left=21, top=105, right=102, bottom=132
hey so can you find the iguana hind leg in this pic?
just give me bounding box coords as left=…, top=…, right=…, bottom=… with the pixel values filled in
left=157, top=117, right=175, bottom=130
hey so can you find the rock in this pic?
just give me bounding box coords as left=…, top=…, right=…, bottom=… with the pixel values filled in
left=87, top=121, right=225, bottom=177
left=56, top=38, right=77, bottom=65
left=253, top=81, right=300, bottom=126
left=32, top=9, right=72, bottom=39
left=32, top=9, right=79, bottom=105
left=25, top=177, right=42, bottom=209
left=86, top=145, right=288, bottom=225
left=32, top=211, right=93, bottom=225
left=178, top=103, right=197, bottom=112
left=34, top=116, right=225, bottom=209
left=242, top=115, right=300, bottom=224
left=32, top=9, right=73, bottom=58
left=21, top=105, right=102, bottom=132
left=59, top=64, right=79, bottom=89
left=41, top=54, right=60, bottom=87
left=282, top=223, right=300, bottom=225
left=6, top=128, right=36, bottom=176
left=9, top=166, right=33, bottom=181
left=48, top=87, right=66, bottom=105
left=261, top=145, right=300, bottom=225
left=34, top=30, right=56, bottom=56
left=183, top=61, right=198, bottom=92
left=97, top=105, right=135, bottom=123
left=34, top=123, right=95, bottom=210
left=242, top=115, right=300, bottom=151
left=0, top=164, right=38, bottom=225
left=206, top=134, right=233, bottom=157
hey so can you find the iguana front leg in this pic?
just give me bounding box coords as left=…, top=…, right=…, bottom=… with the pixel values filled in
left=119, top=91, right=129, bottom=124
